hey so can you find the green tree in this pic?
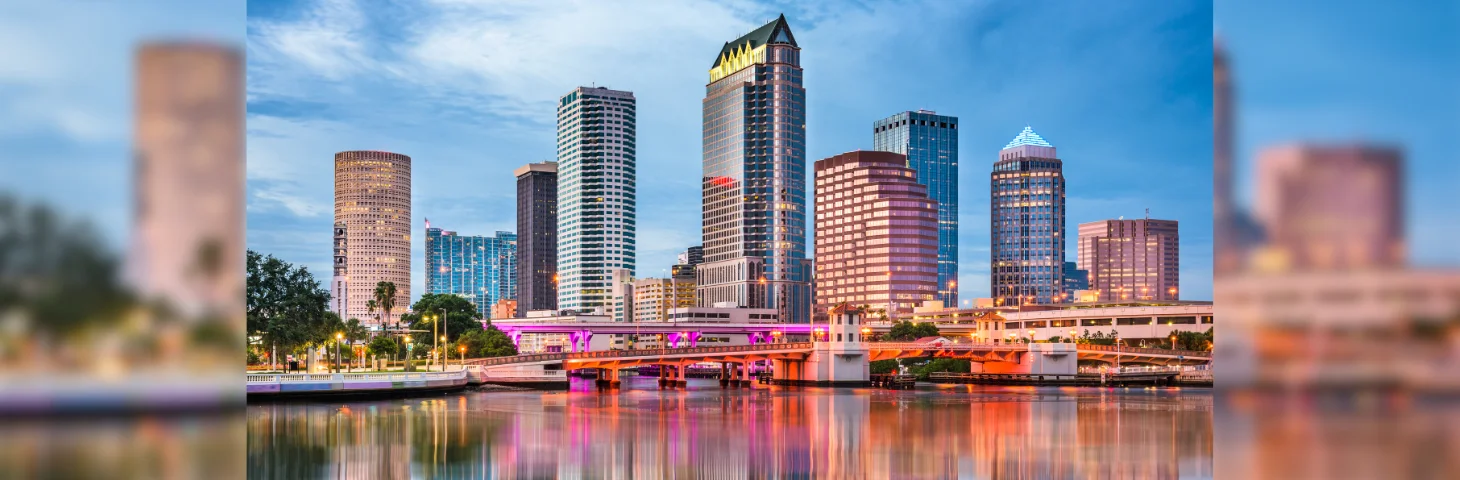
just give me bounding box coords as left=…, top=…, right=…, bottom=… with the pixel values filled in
left=0, top=195, right=136, bottom=339
left=887, top=320, right=941, bottom=341
left=247, top=250, right=332, bottom=362
left=367, top=281, right=399, bottom=359
left=367, top=335, right=398, bottom=359
left=456, top=325, right=518, bottom=358
left=869, top=359, right=899, bottom=374
left=401, top=293, right=483, bottom=346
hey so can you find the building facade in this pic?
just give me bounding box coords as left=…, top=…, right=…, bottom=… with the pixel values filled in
left=632, top=277, right=697, bottom=323
left=1062, top=261, right=1089, bottom=301
left=515, top=161, right=558, bottom=316
left=129, top=43, right=244, bottom=323
left=990, top=127, right=1065, bottom=307
left=814, top=151, right=939, bottom=319
left=873, top=110, right=959, bottom=307
left=1077, top=219, right=1179, bottom=302
left=333, top=150, right=412, bottom=326
left=609, top=268, right=634, bottom=322
left=424, top=223, right=517, bottom=319
left=491, top=299, right=517, bottom=320
left=1254, top=144, right=1403, bottom=271
left=331, top=222, right=348, bottom=317
left=698, top=15, right=813, bottom=324
left=556, top=87, right=637, bottom=313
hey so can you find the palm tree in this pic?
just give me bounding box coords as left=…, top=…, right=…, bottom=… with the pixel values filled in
left=371, top=281, right=398, bottom=360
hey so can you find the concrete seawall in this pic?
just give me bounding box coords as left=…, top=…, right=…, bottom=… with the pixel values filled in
left=246, top=370, right=470, bottom=400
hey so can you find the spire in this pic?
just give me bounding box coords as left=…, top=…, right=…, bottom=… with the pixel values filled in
left=1003, top=126, right=1053, bottom=149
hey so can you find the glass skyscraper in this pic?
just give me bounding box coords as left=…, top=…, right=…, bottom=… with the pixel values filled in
left=991, top=127, right=1066, bottom=307
left=424, top=223, right=517, bottom=320
left=556, top=86, right=637, bottom=314
left=873, top=110, right=959, bottom=307
left=698, top=14, right=812, bottom=323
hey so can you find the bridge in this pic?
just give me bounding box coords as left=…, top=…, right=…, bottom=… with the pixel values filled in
left=464, top=336, right=1210, bottom=388
left=488, top=320, right=813, bottom=351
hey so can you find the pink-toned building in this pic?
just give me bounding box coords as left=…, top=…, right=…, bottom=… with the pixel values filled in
left=1253, top=144, right=1404, bottom=271
left=334, top=150, right=412, bottom=327
left=128, top=42, right=244, bottom=322
left=1077, top=219, right=1179, bottom=302
left=814, top=151, right=939, bottom=319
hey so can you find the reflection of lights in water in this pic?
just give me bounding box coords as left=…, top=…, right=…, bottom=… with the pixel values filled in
left=246, top=379, right=1216, bottom=478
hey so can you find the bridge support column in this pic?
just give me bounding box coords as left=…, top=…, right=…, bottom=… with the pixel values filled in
left=658, top=364, right=667, bottom=389
left=736, top=362, right=750, bottom=388
left=719, top=363, right=730, bottom=388
left=674, top=363, right=687, bottom=388
left=609, top=368, right=621, bottom=389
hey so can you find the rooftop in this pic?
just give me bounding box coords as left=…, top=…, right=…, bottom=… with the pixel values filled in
left=712, top=14, right=797, bottom=67
left=1003, top=126, right=1053, bottom=149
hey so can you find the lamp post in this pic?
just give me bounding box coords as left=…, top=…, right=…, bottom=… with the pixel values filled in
left=405, top=336, right=413, bottom=370
left=335, top=332, right=343, bottom=372
left=458, top=345, right=466, bottom=368
left=1028, top=329, right=1036, bottom=343
left=440, top=335, right=448, bottom=370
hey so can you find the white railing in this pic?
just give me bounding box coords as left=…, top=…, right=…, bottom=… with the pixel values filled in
left=866, top=342, right=1025, bottom=351
left=246, top=370, right=467, bottom=384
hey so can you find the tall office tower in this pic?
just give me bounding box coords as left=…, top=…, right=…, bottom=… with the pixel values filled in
left=990, top=127, right=1065, bottom=307
left=632, top=277, right=697, bottom=323
left=873, top=110, right=959, bottom=307
left=1254, top=145, right=1403, bottom=271
left=331, top=221, right=347, bottom=317
left=128, top=42, right=244, bottom=323
left=699, top=15, right=813, bottom=323
left=1062, top=261, right=1089, bottom=301
left=515, top=161, right=559, bottom=316
left=334, top=150, right=411, bottom=327
left=814, top=151, right=939, bottom=318
left=1078, top=219, right=1180, bottom=302
left=424, top=222, right=517, bottom=320
left=556, top=87, right=637, bottom=314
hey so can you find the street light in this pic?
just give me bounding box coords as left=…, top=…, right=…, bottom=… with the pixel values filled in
left=1069, top=329, right=1077, bottom=344
left=335, top=332, right=343, bottom=372
left=1028, top=329, right=1036, bottom=343
left=458, top=345, right=466, bottom=367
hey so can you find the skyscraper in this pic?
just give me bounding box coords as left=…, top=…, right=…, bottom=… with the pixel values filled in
left=873, top=110, right=959, bottom=307
left=424, top=222, right=517, bottom=319
left=990, top=127, right=1065, bottom=307
left=1254, top=145, right=1403, bottom=271
left=698, top=14, right=813, bottom=324
left=129, top=42, right=244, bottom=323
left=1078, top=219, right=1180, bottom=302
left=1061, top=261, right=1089, bottom=300
left=334, top=150, right=411, bottom=327
left=814, top=151, right=939, bottom=318
left=556, top=87, right=637, bottom=313
left=515, top=161, right=558, bottom=315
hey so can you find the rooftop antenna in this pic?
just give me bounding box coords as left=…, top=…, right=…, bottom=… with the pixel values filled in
left=1145, top=208, right=1149, bottom=220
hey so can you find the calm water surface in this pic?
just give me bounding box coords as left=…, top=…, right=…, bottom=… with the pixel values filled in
left=247, top=376, right=1213, bottom=479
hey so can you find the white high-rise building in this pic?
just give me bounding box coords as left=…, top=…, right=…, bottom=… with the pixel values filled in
left=556, top=86, right=637, bottom=313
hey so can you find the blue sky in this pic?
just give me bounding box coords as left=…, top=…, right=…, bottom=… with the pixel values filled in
left=243, top=0, right=1215, bottom=303
left=1216, top=0, right=1459, bottom=266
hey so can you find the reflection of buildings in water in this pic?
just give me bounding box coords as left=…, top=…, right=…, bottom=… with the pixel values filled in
left=246, top=387, right=1214, bottom=478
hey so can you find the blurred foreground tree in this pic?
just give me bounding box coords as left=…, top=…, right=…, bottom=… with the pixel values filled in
left=0, top=195, right=135, bottom=340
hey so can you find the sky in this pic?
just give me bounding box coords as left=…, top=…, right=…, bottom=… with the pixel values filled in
left=1216, top=0, right=1459, bottom=266
left=243, top=0, right=1215, bottom=304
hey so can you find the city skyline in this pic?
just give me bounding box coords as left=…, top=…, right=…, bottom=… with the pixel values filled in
left=243, top=1, right=1216, bottom=304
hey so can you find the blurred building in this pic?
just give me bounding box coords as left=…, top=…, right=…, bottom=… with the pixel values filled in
left=128, top=42, right=244, bottom=322
left=491, top=299, right=517, bottom=320
left=331, top=221, right=347, bottom=317
left=991, top=126, right=1066, bottom=306
left=1253, top=144, right=1404, bottom=271
left=1212, top=37, right=1264, bottom=277
left=556, top=87, right=637, bottom=314
left=632, top=277, right=696, bottom=322
left=813, top=150, right=939, bottom=319
left=333, top=150, right=411, bottom=327
left=515, top=161, right=558, bottom=317
left=1062, top=261, right=1088, bottom=301
left=873, top=110, right=960, bottom=307
left=423, top=222, right=516, bottom=320
left=698, top=15, right=813, bottom=323
left=1078, top=218, right=1180, bottom=302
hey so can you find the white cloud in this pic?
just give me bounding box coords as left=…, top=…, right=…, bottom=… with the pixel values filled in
left=248, top=0, right=372, bottom=80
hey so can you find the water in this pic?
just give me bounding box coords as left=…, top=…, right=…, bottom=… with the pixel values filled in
left=247, top=375, right=1213, bottom=479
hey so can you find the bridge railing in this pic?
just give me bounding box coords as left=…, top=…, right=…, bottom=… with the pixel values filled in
left=1077, top=344, right=1210, bottom=358
left=245, top=370, right=467, bottom=384
left=464, top=342, right=815, bottom=367
left=865, top=342, right=1026, bottom=351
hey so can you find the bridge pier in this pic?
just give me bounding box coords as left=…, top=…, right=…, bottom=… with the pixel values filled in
left=674, top=363, right=687, bottom=388
left=720, top=363, right=730, bottom=388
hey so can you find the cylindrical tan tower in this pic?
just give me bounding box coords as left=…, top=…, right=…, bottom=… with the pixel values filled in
left=334, top=150, right=411, bottom=328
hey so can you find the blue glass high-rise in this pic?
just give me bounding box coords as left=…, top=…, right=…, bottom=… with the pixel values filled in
left=424, top=223, right=518, bottom=319
left=874, top=110, right=959, bottom=307
left=991, top=126, right=1065, bottom=307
